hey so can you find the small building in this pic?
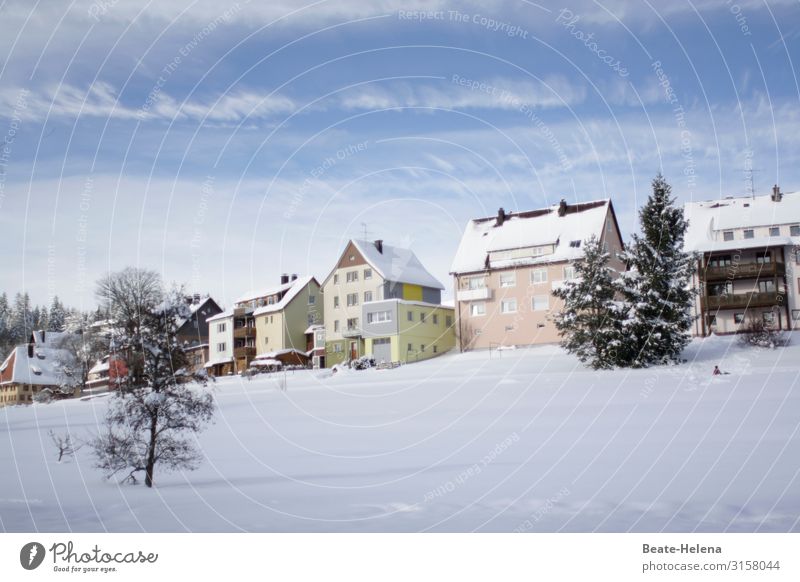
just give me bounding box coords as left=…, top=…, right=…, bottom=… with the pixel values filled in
left=206, top=275, right=322, bottom=376
left=450, top=200, right=625, bottom=350
left=0, top=330, right=77, bottom=407
left=322, top=239, right=453, bottom=366
left=305, top=324, right=326, bottom=368
left=684, top=186, right=800, bottom=335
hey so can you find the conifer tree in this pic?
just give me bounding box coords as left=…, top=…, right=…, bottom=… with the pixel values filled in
left=553, top=235, right=624, bottom=369
left=614, top=174, right=695, bottom=367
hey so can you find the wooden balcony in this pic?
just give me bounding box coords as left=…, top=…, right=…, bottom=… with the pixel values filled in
left=702, top=261, right=785, bottom=282
left=233, top=326, right=255, bottom=339
left=233, top=346, right=256, bottom=359
left=701, top=291, right=781, bottom=310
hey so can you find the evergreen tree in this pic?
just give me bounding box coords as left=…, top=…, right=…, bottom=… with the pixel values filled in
left=0, top=292, right=10, bottom=354
left=553, top=236, right=625, bottom=369
left=48, top=296, right=67, bottom=331
left=614, top=174, right=695, bottom=367
left=9, top=292, right=33, bottom=345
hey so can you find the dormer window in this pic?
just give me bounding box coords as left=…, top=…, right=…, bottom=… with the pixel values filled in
left=569, top=240, right=581, bottom=248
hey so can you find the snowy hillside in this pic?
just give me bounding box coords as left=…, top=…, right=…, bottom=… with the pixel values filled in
left=1, top=336, right=798, bottom=532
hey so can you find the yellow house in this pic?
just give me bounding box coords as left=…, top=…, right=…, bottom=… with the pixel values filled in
left=322, top=239, right=454, bottom=366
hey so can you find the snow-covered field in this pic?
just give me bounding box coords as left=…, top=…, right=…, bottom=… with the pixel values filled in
left=1, top=336, right=798, bottom=532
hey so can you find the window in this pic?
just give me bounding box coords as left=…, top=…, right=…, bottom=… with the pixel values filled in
left=334, top=320, right=340, bottom=332
left=532, top=295, right=549, bottom=311
left=346, top=271, right=359, bottom=283
left=349, top=254, right=355, bottom=261
left=334, top=296, right=340, bottom=308
left=334, top=274, right=339, bottom=284
left=756, top=253, right=772, bottom=264
left=564, top=266, right=577, bottom=280
left=217, top=323, right=226, bottom=333
left=501, top=298, right=517, bottom=313
left=723, top=231, right=734, bottom=241
left=708, top=282, right=732, bottom=296
left=432, top=314, right=439, bottom=325
left=531, top=269, right=547, bottom=284
left=791, top=225, right=800, bottom=236
left=569, top=240, right=581, bottom=248
left=420, top=344, right=425, bottom=353
left=709, top=255, right=732, bottom=268
left=471, top=303, right=486, bottom=316
left=267, top=296, right=275, bottom=305
left=744, top=229, right=754, bottom=239
left=364, top=268, right=372, bottom=279
left=308, top=294, right=316, bottom=305
left=796, top=250, right=800, bottom=266
left=347, top=318, right=359, bottom=330
left=734, top=313, right=745, bottom=324
left=606, top=220, right=612, bottom=233
left=347, top=293, right=359, bottom=307
left=420, top=313, right=426, bottom=323
left=446, top=315, right=453, bottom=327
left=466, top=276, right=486, bottom=290
left=307, top=314, right=315, bottom=325
left=792, top=309, right=800, bottom=321
left=333, top=343, right=342, bottom=353
left=433, top=345, right=438, bottom=353
left=769, top=226, right=780, bottom=237
left=367, top=311, right=392, bottom=324
left=407, top=343, right=413, bottom=353
left=763, top=311, right=775, bottom=325
left=602, top=241, right=609, bottom=253
left=364, top=291, right=373, bottom=303
left=758, top=280, right=775, bottom=293
left=217, top=342, right=226, bottom=352
left=706, top=314, right=717, bottom=327
left=264, top=337, right=269, bottom=346
left=500, top=272, right=516, bottom=288
left=407, top=311, right=413, bottom=321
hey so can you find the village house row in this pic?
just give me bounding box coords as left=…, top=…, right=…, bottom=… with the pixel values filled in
left=2, top=186, right=800, bottom=405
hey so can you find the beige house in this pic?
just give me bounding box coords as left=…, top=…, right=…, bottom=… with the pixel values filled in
left=450, top=200, right=625, bottom=350
left=322, top=239, right=452, bottom=366
left=684, top=186, right=800, bottom=335
left=205, top=275, right=322, bottom=375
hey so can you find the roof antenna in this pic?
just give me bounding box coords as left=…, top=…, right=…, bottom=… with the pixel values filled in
left=361, top=222, right=372, bottom=240
left=743, top=165, right=761, bottom=200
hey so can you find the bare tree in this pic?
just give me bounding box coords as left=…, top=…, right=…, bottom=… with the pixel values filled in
left=49, top=429, right=82, bottom=462
left=55, top=327, right=107, bottom=395
left=92, top=269, right=214, bottom=488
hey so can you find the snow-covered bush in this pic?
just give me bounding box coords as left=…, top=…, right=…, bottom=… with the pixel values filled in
left=738, top=316, right=788, bottom=349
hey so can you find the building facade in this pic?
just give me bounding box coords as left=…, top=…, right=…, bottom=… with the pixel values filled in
left=450, top=200, right=625, bottom=350
left=322, top=239, right=452, bottom=366
left=684, top=186, right=800, bottom=335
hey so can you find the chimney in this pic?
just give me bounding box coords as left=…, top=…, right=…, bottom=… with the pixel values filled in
left=771, top=184, right=782, bottom=202
left=374, top=240, right=383, bottom=254
left=41, top=330, right=45, bottom=343
left=496, top=207, right=506, bottom=226
left=291, top=274, right=298, bottom=281
left=27, top=343, right=33, bottom=358
left=558, top=199, right=568, bottom=217
left=193, top=293, right=201, bottom=305
left=280, top=274, right=289, bottom=285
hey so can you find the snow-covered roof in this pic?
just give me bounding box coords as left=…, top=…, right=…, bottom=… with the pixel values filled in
left=204, top=356, right=233, bottom=368
left=349, top=239, right=444, bottom=290
left=304, top=325, right=324, bottom=334
left=30, top=330, right=68, bottom=346
left=255, top=349, right=307, bottom=359
left=206, top=309, right=233, bottom=323
left=235, top=280, right=295, bottom=305
left=251, top=358, right=282, bottom=367
left=253, top=276, right=317, bottom=316
left=89, top=360, right=109, bottom=375
left=1, top=345, right=71, bottom=387
left=684, top=191, right=800, bottom=252
left=450, top=200, right=612, bottom=274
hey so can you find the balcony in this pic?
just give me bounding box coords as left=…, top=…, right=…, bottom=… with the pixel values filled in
left=233, top=326, right=255, bottom=339
left=702, top=291, right=781, bottom=310
left=457, top=287, right=491, bottom=301
left=342, top=328, right=362, bottom=338
left=702, top=261, right=785, bottom=281
left=233, top=346, right=256, bottom=359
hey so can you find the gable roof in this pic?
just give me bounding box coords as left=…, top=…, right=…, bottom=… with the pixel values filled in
left=450, top=199, right=614, bottom=274
left=324, top=239, right=444, bottom=290
left=176, top=296, right=223, bottom=330
left=684, top=190, right=800, bottom=252
left=0, top=344, right=71, bottom=387
left=253, top=276, right=318, bottom=316
left=235, top=280, right=295, bottom=305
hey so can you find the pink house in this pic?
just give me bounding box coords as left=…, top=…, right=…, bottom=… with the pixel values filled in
left=450, top=199, right=625, bottom=350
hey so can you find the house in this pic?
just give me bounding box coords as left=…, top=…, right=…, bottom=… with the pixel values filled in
left=322, top=239, right=454, bottom=366
left=305, top=324, right=325, bottom=368
left=684, top=185, right=800, bottom=335
left=450, top=199, right=625, bottom=350
left=205, top=275, right=322, bottom=376
left=175, top=294, right=224, bottom=348
left=0, top=330, right=78, bottom=407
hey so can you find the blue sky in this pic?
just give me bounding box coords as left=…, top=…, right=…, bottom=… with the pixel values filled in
left=1, top=0, right=798, bottom=308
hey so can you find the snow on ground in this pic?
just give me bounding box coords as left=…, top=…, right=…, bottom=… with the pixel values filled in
left=1, top=335, right=798, bottom=532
